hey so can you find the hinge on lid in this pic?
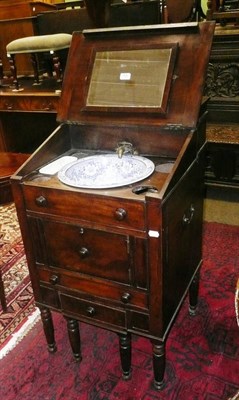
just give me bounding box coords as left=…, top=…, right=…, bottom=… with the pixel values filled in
left=163, top=124, right=186, bottom=131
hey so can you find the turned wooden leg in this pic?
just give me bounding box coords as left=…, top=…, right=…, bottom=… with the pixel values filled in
left=40, top=307, right=57, bottom=353
left=189, top=269, right=200, bottom=316
left=118, top=332, right=132, bottom=380
left=51, top=51, right=62, bottom=82
left=7, top=54, right=20, bottom=91
left=152, top=340, right=165, bottom=390
left=65, top=317, right=82, bottom=362
left=30, top=53, right=40, bottom=85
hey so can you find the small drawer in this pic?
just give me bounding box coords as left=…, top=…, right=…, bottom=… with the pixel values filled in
left=128, top=310, right=149, bottom=334
left=24, top=186, right=146, bottom=231
left=0, top=95, right=59, bottom=112
left=0, top=97, right=17, bottom=111
left=38, top=268, right=148, bottom=309
left=61, top=293, right=126, bottom=328
left=38, top=284, right=60, bottom=309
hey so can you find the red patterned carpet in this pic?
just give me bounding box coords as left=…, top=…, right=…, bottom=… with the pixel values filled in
left=0, top=203, right=38, bottom=354
left=0, top=217, right=238, bottom=399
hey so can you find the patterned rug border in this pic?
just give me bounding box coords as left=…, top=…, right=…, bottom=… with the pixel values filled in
left=229, top=392, right=239, bottom=400
left=0, top=308, right=40, bottom=359
left=0, top=203, right=37, bottom=356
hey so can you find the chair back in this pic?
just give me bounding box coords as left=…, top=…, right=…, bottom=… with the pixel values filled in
left=35, top=7, right=95, bottom=36
left=108, top=1, right=162, bottom=27
left=165, top=0, right=197, bottom=23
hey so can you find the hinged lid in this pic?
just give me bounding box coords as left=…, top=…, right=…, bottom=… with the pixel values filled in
left=57, top=21, right=215, bottom=129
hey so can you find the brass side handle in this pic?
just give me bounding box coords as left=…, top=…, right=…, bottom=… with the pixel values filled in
left=114, top=208, right=127, bottom=221
left=183, top=204, right=195, bottom=225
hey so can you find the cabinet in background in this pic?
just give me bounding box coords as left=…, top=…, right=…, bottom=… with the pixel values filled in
left=0, top=81, right=60, bottom=152
left=205, top=25, right=239, bottom=189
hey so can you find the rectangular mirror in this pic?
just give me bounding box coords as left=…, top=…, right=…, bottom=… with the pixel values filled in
left=86, top=44, right=178, bottom=114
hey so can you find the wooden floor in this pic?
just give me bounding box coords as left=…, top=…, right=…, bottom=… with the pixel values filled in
left=204, top=186, right=239, bottom=226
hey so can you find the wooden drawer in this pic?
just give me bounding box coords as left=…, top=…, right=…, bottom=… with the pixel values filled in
left=37, top=283, right=150, bottom=334
left=0, top=95, right=59, bottom=112
left=24, top=186, right=146, bottom=231
left=60, top=293, right=126, bottom=328
left=38, top=267, right=148, bottom=309
left=38, top=284, right=60, bottom=309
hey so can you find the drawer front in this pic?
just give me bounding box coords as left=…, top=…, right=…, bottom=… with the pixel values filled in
left=37, top=285, right=149, bottom=333
left=24, top=186, right=145, bottom=231
left=38, top=284, right=60, bottom=309
left=0, top=96, right=59, bottom=112
left=38, top=267, right=148, bottom=309
left=60, top=293, right=126, bottom=328
left=38, top=219, right=132, bottom=284
left=128, top=310, right=149, bottom=334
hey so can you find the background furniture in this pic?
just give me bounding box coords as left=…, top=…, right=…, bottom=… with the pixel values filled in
left=35, top=7, right=94, bottom=34
left=0, top=85, right=60, bottom=152
left=0, top=152, right=29, bottom=204
left=0, top=1, right=57, bottom=76
left=108, top=0, right=162, bottom=26
left=0, top=151, right=29, bottom=311
left=85, top=0, right=204, bottom=28
left=0, top=6, right=95, bottom=153
left=204, top=24, right=239, bottom=189
left=207, top=0, right=239, bottom=22
left=55, top=1, right=85, bottom=9
left=6, top=33, right=72, bottom=90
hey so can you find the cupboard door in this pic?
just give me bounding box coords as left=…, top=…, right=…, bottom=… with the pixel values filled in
left=29, top=218, right=136, bottom=285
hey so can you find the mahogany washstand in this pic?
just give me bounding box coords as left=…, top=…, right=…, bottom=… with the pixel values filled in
left=11, top=22, right=215, bottom=389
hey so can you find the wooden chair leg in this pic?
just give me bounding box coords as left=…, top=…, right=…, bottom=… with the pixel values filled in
left=7, top=53, right=20, bottom=90
left=51, top=51, right=63, bottom=82
left=30, top=53, right=40, bottom=85
left=45, top=57, right=54, bottom=78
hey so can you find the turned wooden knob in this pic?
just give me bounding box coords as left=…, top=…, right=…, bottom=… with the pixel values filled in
left=35, top=195, right=47, bottom=207
left=49, top=274, right=59, bottom=285
left=78, top=247, right=89, bottom=258
left=42, top=102, right=54, bottom=111
left=5, top=102, right=13, bottom=110
left=86, top=306, right=95, bottom=316
left=114, top=208, right=127, bottom=221
left=121, top=292, right=131, bottom=304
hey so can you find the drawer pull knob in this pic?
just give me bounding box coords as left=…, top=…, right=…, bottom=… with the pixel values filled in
left=5, top=103, right=13, bottom=110
left=79, top=247, right=89, bottom=258
left=121, top=292, right=131, bottom=304
left=115, top=208, right=127, bottom=221
left=86, top=306, right=95, bottom=316
left=49, top=275, right=59, bottom=285
left=42, top=102, right=53, bottom=111
left=35, top=195, right=47, bottom=207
